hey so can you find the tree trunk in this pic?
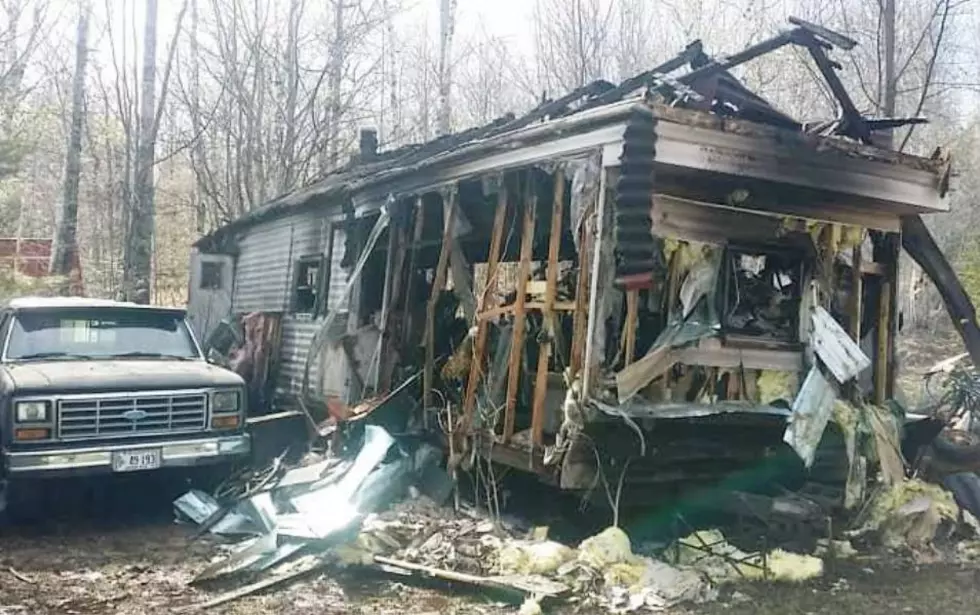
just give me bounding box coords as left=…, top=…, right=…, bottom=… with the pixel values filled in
left=882, top=0, right=897, bottom=147
left=124, top=0, right=159, bottom=304
left=436, top=0, right=456, bottom=136
left=382, top=0, right=399, bottom=143
left=190, top=0, right=206, bottom=234
left=280, top=0, right=300, bottom=192
left=325, top=0, right=345, bottom=173
left=51, top=2, right=89, bottom=296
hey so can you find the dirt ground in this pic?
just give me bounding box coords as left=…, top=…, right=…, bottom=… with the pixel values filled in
left=0, top=482, right=977, bottom=615
left=0, top=330, right=975, bottom=615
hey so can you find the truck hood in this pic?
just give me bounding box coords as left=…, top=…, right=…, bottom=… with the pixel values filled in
left=3, top=360, right=244, bottom=394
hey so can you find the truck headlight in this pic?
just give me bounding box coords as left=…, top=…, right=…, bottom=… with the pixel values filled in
left=15, top=400, right=49, bottom=422
left=211, top=390, right=241, bottom=414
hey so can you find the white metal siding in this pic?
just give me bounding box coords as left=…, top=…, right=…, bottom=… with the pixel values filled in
left=232, top=211, right=325, bottom=313
left=326, top=225, right=349, bottom=311
left=275, top=315, right=350, bottom=400
left=227, top=208, right=352, bottom=406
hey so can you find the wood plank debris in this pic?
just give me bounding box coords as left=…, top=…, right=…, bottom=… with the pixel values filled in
left=811, top=306, right=871, bottom=383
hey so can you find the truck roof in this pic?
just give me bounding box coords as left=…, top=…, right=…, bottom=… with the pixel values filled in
left=4, top=296, right=186, bottom=314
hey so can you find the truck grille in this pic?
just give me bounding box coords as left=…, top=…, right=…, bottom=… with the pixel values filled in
left=57, top=393, right=208, bottom=440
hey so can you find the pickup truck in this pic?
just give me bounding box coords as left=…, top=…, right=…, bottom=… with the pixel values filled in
left=0, top=297, right=250, bottom=516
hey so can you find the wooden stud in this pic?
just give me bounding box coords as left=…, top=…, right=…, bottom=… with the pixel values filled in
left=531, top=170, right=565, bottom=447
left=503, top=177, right=537, bottom=443
left=849, top=244, right=863, bottom=342
left=423, top=190, right=457, bottom=411
left=477, top=301, right=576, bottom=322
left=624, top=290, right=639, bottom=367
left=884, top=234, right=901, bottom=401
left=401, top=197, right=425, bottom=350
left=569, top=203, right=594, bottom=377
left=461, top=177, right=510, bottom=435
left=873, top=232, right=900, bottom=404
left=379, top=211, right=410, bottom=393
left=874, top=279, right=891, bottom=404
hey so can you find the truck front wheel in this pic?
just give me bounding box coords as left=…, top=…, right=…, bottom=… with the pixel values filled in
left=0, top=479, right=40, bottom=527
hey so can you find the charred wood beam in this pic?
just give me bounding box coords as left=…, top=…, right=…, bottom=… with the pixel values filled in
left=401, top=197, right=425, bottom=351
left=793, top=29, right=872, bottom=144
left=495, top=80, right=616, bottom=134
left=423, top=189, right=457, bottom=411
left=679, top=32, right=796, bottom=86
left=902, top=214, right=980, bottom=368
left=461, top=176, right=510, bottom=436
left=788, top=16, right=857, bottom=50
left=570, top=216, right=593, bottom=377
left=849, top=245, right=863, bottom=342
left=587, top=40, right=705, bottom=109
left=504, top=177, right=537, bottom=442
left=531, top=170, right=566, bottom=447
left=624, top=290, right=639, bottom=367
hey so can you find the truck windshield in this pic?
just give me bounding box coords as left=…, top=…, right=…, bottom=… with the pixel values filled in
left=4, top=309, right=200, bottom=361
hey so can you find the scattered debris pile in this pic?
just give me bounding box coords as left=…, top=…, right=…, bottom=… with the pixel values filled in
left=171, top=352, right=980, bottom=612
left=169, top=421, right=916, bottom=613
left=165, top=424, right=738, bottom=611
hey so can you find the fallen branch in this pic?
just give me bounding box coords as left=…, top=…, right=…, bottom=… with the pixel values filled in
left=8, top=567, right=34, bottom=584
left=187, top=557, right=328, bottom=611
left=373, top=556, right=568, bottom=597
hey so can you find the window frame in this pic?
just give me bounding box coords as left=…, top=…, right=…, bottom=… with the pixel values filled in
left=199, top=259, right=225, bottom=290
left=719, top=243, right=807, bottom=343
left=291, top=254, right=327, bottom=316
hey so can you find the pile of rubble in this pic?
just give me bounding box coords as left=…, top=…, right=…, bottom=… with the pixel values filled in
left=169, top=423, right=976, bottom=614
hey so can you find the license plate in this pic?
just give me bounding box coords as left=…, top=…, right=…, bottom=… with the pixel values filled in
left=112, top=449, right=161, bottom=472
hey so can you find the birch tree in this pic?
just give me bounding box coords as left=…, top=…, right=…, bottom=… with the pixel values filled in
left=436, top=0, right=456, bottom=135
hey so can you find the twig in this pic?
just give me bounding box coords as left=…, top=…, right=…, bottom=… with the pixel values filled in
left=8, top=567, right=34, bottom=584
left=612, top=458, right=632, bottom=528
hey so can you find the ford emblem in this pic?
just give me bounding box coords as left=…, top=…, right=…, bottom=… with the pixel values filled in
left=122, top=409, right=148, bottom=422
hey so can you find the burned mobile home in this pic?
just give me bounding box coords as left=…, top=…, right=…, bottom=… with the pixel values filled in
left=188, top=18, right=975, bottom=522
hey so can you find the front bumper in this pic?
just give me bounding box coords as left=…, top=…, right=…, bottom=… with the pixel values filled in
left=3, top=433, right=251, bottom=476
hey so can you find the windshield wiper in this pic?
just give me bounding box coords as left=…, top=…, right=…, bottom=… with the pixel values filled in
left=110, top=351, right=194, bottom=361
left=14, top=352, right=94, bottom=361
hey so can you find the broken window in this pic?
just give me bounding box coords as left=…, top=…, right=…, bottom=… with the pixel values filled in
left=292, top=255, right=325, bottom=315
left=199, top=260, right=224, bottom=290
left=722, top=247, right=804, bottom=341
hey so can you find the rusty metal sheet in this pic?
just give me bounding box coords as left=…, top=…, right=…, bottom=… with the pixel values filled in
left=783, top=366, right=837, bottom=467
left=811, top=306, right=871, bottom=383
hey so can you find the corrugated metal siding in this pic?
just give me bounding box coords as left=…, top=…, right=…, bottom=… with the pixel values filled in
left=277, top=316, right=318, bottom=397
left=229, top=209, right=353, bottom=406
left=275, top=315, right=351, bottom=401
left=232, top=211, right=325, bottom=313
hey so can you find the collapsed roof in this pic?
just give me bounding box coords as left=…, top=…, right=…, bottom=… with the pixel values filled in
left=194, top=16, right=949, bottom=253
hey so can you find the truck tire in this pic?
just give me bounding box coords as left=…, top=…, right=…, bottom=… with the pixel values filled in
left=943, top=472, right=980, bottom=519
left=0, top=480, right=38, bottom=526
left=931, top=428, right=980, bottom=466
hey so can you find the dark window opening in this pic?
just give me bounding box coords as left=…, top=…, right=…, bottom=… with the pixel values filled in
left=293, top=255, right=325, bottom=315
left=199, top=260, right=224, bottom=290
left=722, top=247, right=804, bottom=341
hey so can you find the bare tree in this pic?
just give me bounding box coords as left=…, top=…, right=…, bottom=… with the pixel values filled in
left=436, top=0, right=457, bottom=135
left=121, top=0, right=188, bottom=304
left=50, top=1, right=88, bottom=292
left=532, top=0, right=615, bottom=92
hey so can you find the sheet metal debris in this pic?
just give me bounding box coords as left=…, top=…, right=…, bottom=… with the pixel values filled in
left=810, top=306, right=872, bottom=383
left=783, top=367, right=837, bottom=467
